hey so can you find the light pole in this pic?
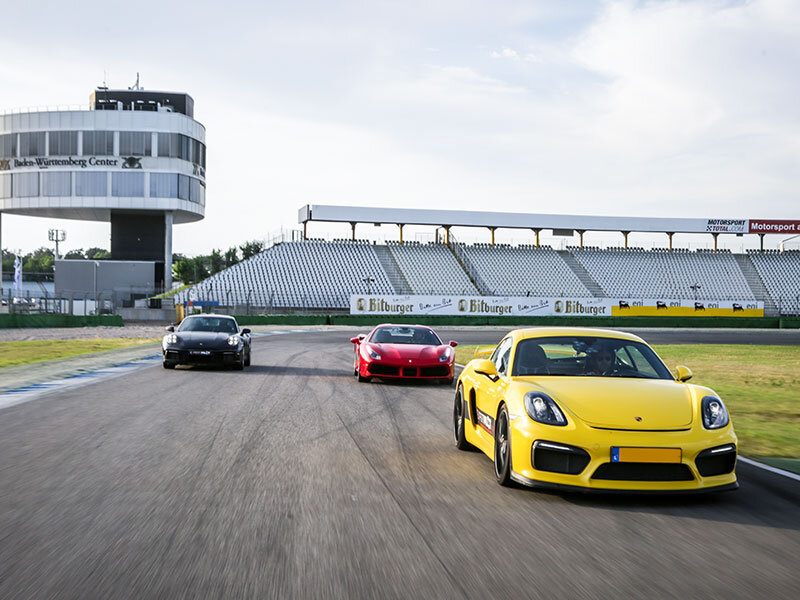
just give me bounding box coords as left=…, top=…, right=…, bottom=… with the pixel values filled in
left=362, top=276, right=375, bottom=294
left=48, top=229, right=66, bottom=260
left=93, top=261, right=100, bottom=314
left=779, top=234, right=800, bottom=253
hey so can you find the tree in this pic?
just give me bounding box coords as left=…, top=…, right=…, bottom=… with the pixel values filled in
left=224, top=247, right=239, bottom=267
left=239, top=240, right=265, bottom=260
left=209, top=249, right=224, bottom=274
left=173, top=256, right=210, bottom=285
left=24, top=247, right=55, bottom=274
left=2, top=249, right=16, bottom=274
left=64, top=248, right=86, bottom=259
left=85, top=247, right=110, bottom=260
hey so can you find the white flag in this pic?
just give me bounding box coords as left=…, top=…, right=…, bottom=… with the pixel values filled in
left=13, top=255, right=22, bottom=292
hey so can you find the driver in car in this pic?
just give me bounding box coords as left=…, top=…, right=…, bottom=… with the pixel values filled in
left=584, top=346, right=615, bottom=376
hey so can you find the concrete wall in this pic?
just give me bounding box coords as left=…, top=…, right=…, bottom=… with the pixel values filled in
left=55, top=260, right=157, bottom=296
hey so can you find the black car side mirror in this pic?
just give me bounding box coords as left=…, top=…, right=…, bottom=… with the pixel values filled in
left=241, top=328, right=251, bottom=335
left=166, top=325, right=175, bottom=332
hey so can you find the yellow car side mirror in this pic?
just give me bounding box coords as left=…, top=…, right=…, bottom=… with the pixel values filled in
left=472, top=359, right=499, bottom=381
left=675, top=365, right=693, bottom=382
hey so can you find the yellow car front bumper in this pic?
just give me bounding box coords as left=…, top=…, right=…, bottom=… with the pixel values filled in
left=508, top=418, right=738, bottom=493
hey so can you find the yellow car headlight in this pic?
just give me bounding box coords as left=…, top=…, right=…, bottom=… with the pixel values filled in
left=524, top=392, right=567, bottom=426
left=701, top=396, right=729, bottom=429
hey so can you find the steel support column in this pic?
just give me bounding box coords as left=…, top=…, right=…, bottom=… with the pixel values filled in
left=164, top=211, right=173, bottom=292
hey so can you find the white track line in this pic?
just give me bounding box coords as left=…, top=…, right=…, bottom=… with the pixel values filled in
left=737, top=456, right=800, bottom=482
left=0, top=329, right=313, bottom=411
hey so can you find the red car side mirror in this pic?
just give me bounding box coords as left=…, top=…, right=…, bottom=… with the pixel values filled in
left=449, top=341, right=458, bottom=347
left=350, top=335, right=366, bottom=344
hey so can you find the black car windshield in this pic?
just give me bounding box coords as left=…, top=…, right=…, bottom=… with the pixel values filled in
left=370, top=326, right=441, bottom=345
left=512, top=336, right=673, bottom=380
left=178, top=317, right=238, bottom=334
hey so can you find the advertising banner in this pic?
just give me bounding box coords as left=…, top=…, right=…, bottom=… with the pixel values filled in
left=611, top=298, right=763, bottom=317
left=704, top=219, right=748, bottom=234
left=748, top=220, right=800, bottom=234
left=350, top=295, right=612, bottom=317
left=350, top=295, right=763, bottom=318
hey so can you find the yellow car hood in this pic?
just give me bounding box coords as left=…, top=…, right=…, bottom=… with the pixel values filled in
left=522, top=377, right=694, bottom=430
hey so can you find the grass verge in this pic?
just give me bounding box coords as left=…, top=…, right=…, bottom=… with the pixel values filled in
left=0, top=338, right=160, bottom=368
left=455, top=344, right=800, bottom=460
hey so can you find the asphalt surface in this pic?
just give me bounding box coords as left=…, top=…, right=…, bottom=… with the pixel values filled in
left=1, top=330, right=799, bottom=599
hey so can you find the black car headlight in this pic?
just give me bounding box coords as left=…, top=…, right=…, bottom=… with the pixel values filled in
left=367, top=347, right=381, bottom=360
left=439, top=348, right=452, bottom=362
left=227, top=335, right=241, bottom=346
left=166, top=334, right=178, bottom=345
left=524, top=392, right=567, bottom=426
left=701, top=396, right=729, bottom=429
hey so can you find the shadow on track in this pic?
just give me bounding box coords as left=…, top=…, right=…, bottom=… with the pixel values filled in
left=516, top=464, right=800, bottom=532
left=242, top=365, right=348, bottom=377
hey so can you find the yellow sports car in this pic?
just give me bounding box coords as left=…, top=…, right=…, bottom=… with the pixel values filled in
left=454, top=328, right=738, bottom=493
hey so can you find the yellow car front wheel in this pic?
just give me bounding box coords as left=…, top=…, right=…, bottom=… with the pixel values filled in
left=453, top=386, right=474, bottom=451
left=494, top=405, right=513, bottom=487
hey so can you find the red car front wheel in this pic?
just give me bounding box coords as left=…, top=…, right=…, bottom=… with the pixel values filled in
left=356, top=353, right=371, bottom=383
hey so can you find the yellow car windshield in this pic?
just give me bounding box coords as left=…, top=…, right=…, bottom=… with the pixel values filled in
left=512, top=336, right=672, bottom=380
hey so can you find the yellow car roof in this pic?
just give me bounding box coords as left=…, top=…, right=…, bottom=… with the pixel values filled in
left=508, top=327, right=646, bottom=344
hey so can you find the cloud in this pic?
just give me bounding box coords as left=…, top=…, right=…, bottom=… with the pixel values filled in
left=491, top=47, right=542, bottom=62
left=2, top=1, right=799, bottom=254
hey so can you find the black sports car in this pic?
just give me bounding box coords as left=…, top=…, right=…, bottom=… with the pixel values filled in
left=162, top=314, right=252, bottom=369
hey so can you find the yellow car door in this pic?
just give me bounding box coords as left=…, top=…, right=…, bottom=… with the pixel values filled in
left=472, top=337, right=513, bottom=452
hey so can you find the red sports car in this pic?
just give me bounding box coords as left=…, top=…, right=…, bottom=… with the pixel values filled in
left=350, top=324, right=458, bottom=384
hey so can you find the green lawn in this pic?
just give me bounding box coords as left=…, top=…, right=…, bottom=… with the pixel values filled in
left=455, top=344, right=800, bottom=461
left=0, top=339, right=159, bottom=368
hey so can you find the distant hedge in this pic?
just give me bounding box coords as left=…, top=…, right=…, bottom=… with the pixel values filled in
left=0, top=314, right=124, bottom=328
left=231, top=314, right=800, bottom=329
left=233, top=315, right=330, bottom=326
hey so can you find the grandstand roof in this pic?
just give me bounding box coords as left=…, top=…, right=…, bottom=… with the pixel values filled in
left=299, top=205, right=798, bottom=236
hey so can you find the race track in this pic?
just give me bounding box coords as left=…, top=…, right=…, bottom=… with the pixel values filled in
left=1, top=330, right=798, bottom=599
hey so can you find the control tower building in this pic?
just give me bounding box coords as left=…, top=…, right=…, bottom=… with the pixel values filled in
left=0, top=86, right=206, bottom=292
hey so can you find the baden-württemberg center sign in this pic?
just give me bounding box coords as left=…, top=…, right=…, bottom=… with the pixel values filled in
left=0, top=87, right=206, bottom=291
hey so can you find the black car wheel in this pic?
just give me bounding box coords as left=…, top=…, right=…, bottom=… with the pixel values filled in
left=494, top=405, right=513, bottom=486
left=244, top=347, right=251, bottom=366
left=163, top=361, right=176, bottom=369
left=453, top=385, right=473, bottom=451
left=233, top=352, right=245, bottom=370
left=354, top=351, right=359, bottom=376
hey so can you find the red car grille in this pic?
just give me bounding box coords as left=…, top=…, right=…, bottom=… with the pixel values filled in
left=368, top=364, right=400, bottom=376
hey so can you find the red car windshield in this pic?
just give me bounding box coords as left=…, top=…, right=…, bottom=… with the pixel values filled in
left=370, top=326, right=441, bottom=345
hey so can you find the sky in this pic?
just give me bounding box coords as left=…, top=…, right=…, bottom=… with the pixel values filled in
left=1, top=0, right=798, bottom=254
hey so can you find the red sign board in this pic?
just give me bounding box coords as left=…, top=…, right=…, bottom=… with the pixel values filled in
left=749, top=220, right=800, bottom=234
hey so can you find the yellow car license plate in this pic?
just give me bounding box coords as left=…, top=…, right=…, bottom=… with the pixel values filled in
left=611, top=447, right=681, bottom=463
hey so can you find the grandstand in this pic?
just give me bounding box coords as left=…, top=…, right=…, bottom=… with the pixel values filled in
left=175, top=206, right=800, bottom=316
left=570, top=247, right=755, bottom=301
left=748, top=250, right=800, bottom=315
left=177, top=239, right=800, bottom=316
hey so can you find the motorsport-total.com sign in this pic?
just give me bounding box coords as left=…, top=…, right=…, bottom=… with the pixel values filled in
left=350, top=295, right=764, bottom=318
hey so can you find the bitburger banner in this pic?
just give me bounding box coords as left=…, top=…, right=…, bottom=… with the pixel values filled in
left=350, top=295, right=613, bottom=317
left=350, top=295, right=764, bottom=317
